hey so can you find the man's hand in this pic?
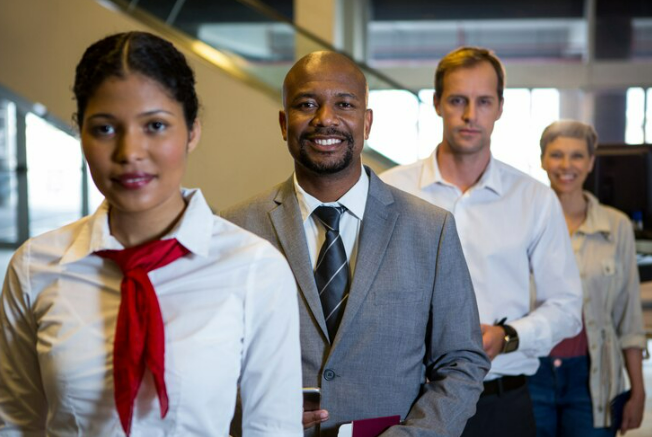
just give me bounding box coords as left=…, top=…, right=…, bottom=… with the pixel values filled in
left=620, top=391, right=645, bottom=435
left=303, top=409, right=329, bottom=429
left=480, top=324, right=505, bottom=360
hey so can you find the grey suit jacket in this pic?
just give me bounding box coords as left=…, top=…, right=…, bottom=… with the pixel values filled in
left=222, top=168, right=489, bottom=437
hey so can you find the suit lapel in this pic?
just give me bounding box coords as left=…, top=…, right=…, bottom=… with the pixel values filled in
left=332, top=170, right=398, bottom=347
left=268, top=178, right=330, bottom=339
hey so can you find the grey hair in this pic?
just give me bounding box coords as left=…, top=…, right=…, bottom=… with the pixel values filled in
left=540, top=120, right=598, bottom=157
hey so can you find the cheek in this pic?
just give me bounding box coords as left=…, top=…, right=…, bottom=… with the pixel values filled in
left=157, top=141, right=189, bottom=172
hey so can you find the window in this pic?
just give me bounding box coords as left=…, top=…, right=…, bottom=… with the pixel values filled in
left=368, top=87, right=559, bottom=183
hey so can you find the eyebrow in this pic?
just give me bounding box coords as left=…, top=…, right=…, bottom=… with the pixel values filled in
left=291, top=92, right=360, bottom=102
left=85, top=109, right=174, bottom=120
left=447, top=93, right=497, bottom=100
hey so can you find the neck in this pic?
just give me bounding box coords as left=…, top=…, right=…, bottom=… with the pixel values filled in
left=109, top=195, right=187, bottom=248
left=436, top=143, right=491, bottom=193
left=556, top=189, right=587, bottom=233
left=296, top=165, right=362, bottom=203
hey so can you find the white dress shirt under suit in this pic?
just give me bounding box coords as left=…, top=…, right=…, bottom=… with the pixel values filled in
left=381, top=149, right=583, bottom=380
left=293, top=167, right=369, bottom=273
left=0, top=188, right=303, bottom=436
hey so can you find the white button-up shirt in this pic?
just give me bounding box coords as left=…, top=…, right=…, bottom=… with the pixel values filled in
left=294, top=167, right=369, bottom=274
left=0, top=188, right=303, bottom=436
left=381, top=150, right=582, bottom=380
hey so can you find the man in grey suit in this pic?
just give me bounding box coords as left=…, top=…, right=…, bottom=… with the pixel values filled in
left=222, top=51, right=490, bottom=437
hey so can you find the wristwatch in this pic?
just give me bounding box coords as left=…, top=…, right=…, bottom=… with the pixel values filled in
left=501, top=324, right=519, bottom=354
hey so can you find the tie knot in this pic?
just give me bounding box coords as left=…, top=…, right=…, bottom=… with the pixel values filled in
left=313, top=205, right=346, bottom=232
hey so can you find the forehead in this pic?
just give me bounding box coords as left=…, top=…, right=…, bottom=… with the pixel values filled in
left=86, top=73, right=179, bottom=111
left=548, top=136, right=589, bottom=150
left=441, top=62, right=499, bottom=97
left=285, top=59, right=366, bottom=101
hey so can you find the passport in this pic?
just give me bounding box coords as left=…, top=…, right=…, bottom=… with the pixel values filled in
left=337, top=415, right=401, bottom=437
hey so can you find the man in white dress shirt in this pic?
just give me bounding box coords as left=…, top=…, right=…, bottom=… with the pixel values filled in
left=381, top=47, right=582, bottom=437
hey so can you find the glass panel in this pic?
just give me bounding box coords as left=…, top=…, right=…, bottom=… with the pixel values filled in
left=179, top=0, right=295, bottom=63
left=26, top=114, right=82, bottom=237
left=626, top=87, right=645, bottom=144
left=369, top=0, right=586, bottom=64
left=86, top=161, right=105, bottom=213
left=595, top=0, right=652, bottom=60
left=133, top=0, right=178, bottom=22
left=0, top=100, right=17, bottom=243
left=646, top=88, right=652, bottom=142
left=417, top=89, right=441, bottom=159
left=369, top=19, right=586, bottom=65
left=367, top=90, right=420, bottom=164
left=367, top=87, right=558, bottom=182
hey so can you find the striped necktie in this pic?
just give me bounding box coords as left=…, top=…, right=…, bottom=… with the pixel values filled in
left=313, top=205, right=350, bottom=341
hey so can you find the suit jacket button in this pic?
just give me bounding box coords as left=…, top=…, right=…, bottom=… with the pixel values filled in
left=323, top=369, right=336, bottom=381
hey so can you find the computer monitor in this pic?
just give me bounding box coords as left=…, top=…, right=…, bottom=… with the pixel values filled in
left=584, top=144, right=652, bottom=235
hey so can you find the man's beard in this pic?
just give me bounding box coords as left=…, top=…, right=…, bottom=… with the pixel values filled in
left=298, top=129, right=355, bottom=175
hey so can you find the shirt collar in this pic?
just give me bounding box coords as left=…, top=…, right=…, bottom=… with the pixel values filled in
left=60, top=188, right=213, bottom=265
left=577, top=191, right=612, bottom=238
left=421, top=145, right=503, bottom=195
left=294, top=165, right=369, bottom=223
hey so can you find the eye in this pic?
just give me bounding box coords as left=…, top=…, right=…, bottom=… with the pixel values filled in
left=91, top=124, right=115, bottom=136
left=147, top=121, right=168, bottom=133
left=479, top=98, right=492, bottom=106
left=449, top=97, right=464, bottom=106
left=338, top=101, right=354, bottom=109
left=296, top=101, right=317, bottom=110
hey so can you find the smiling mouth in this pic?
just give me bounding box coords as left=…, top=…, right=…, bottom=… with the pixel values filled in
left=313, top=138, right=343, bottom=146
left=558, top=174, right=577, bottom=182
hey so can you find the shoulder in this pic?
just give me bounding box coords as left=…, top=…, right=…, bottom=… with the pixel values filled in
left=494, top=159, right=558, bottom=205
left=371, top=173, right=453, bottom=231
left=210, top=212, right=283, bottom=261
left=591, top=200, right=633, bottom=237
left=4, top=216, right=91, bottom=297
left=14, top=216, right=91, bottom=265
left=220, top=182, right=286, bottom=225
left=379, top=158, right=429, bottom=193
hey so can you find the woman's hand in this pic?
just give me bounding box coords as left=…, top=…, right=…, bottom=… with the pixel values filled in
left=620, top=391, right=645, bottom=435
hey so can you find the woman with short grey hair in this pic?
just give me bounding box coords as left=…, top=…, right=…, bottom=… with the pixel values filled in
left=529, top=119, right=646, bottom=437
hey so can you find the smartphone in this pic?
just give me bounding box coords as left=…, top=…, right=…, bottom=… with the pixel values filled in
left=302, top=387, right=321, bottom=411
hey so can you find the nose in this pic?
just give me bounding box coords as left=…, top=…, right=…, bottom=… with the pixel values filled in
left=113, top=130, right=145, bottom=163
left=462, top=102, right=476, bottom=122
left=311, top=105, right=339, bottom=127
left=560, top=155, right=571, bottom=169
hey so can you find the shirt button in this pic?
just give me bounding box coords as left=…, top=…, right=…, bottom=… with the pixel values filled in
left=323, top=369, right=336, bottom=381
left=553, top=358, right=563, bottom=368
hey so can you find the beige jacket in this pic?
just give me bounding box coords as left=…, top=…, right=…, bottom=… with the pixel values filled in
left=573, top=192, right=647, bottom=427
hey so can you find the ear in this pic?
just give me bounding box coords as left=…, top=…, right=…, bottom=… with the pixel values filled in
left=364, top=109, right=373, bottom=140
left=187, top=119, right=202, bottom=153
left=433, top=93, right=442, bottom=116
left=279, top=110, right=288, bottom=141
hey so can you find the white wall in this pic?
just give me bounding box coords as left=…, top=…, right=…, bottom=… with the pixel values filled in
left=0, top=0, right=294, bottom=209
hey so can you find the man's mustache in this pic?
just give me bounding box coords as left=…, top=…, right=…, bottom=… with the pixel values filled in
left=301, top=128, right=354, bottom=143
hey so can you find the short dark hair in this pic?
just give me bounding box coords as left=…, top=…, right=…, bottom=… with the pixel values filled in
left=540, top=120, right=599, bottom=157
left=73, top=31, right=198, bottom=129
left=435, top=46, right=505, bottom=100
